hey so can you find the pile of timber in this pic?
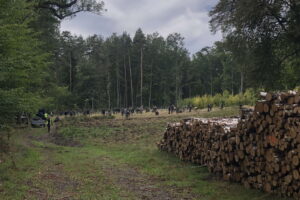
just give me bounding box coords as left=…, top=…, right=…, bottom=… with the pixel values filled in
left=158, top=91, right=300, bottom=198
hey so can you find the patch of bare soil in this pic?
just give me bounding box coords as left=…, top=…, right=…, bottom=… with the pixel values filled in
left=27, top=162, right=78, bottom=200
left=100, top=157, right=198, bottom=200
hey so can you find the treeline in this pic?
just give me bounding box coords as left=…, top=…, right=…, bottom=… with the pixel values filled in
left=55, top=31, right=191, bottom=110
left=54, top=32, right=249, bottom=110
left=0, top=0, right=300, bottom=126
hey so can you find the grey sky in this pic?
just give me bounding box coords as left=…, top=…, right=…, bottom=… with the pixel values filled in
left=60, top=0, right=222, bottom=54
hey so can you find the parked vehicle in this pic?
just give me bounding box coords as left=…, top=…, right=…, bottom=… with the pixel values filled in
left=31, top=117, right=45, bottom=128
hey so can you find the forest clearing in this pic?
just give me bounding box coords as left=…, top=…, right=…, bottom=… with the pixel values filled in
left=0, top=108, right=288, bottom=200
left=0, top=107, right=291, bottom=200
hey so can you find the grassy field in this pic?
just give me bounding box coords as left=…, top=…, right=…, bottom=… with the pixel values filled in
left=0, top=107, right=290, bottom=200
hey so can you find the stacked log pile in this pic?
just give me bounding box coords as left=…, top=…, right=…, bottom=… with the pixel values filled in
left=158, top=91, right=300, bottom=198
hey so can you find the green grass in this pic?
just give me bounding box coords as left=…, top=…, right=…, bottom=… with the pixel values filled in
left=0, top=107, right=290, bottom=200
left=85, top=144, right=286, bottom=200
left=52, top=146, right=126, bottom=200
left=58, top=126, right=126, bottom=140
left=0, top=130, right=43, bottom=199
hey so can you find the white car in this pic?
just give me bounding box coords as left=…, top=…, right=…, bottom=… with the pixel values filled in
left=31, top=117, right=46, bottom=127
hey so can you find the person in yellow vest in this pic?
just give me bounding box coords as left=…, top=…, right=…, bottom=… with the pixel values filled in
left=47, top=117, right=51, bottom=133
left=43, top=113, right=48, bottom=127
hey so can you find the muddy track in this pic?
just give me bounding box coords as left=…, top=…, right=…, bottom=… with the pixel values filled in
left=24, top=128, right=79, bottom=200
left=100, top=156, right=198, bottom=200
left=22, top=121, right=200, bottom=200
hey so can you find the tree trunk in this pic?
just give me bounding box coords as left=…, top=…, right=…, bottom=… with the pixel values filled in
left=140, top=48, right=143, bottom=107
left=26, top=113, right=31, bottom=128
left=148, top=62, right=153, bottom=108
left=210, top=67, right=213, bottom=96
left=69, top=51, right=72, bottom=92
left=240, top=71, right=244, bottom=94
left=231, top=65, right=234, bottom=95
left=175, top=73, right=178, bottom=105
left=175, top=61, right=178, bottom=105
left=128, top=54, right=134, bottom=107
left=116, top=64, right=120, bottom=108
left=91, top=98, right=94, bottom=111
left=107, top=70, right=111, bottom=109
left=124, top=56, right=128, bottom=108
left=136, top=80, right=139, bottom=107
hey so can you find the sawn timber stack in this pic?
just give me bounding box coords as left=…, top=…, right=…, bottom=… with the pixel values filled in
left=158, top=91, right=300, bottom=199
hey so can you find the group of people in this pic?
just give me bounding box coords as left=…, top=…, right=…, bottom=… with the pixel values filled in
left=121, top=108, right=131, bottom=119
left=168, top=104, right=193, bottom=114
left=42, top=102, right=228, bottom=126
left=99, top=106, right=160, bottom=119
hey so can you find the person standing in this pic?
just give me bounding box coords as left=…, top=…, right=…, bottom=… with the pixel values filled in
left=47, top=117, right=51, bottom=133
left=188, top=104, right=192, bottom=112
left=125, top=109, right=130, bottom=120
left=220, top=101, right=224, bottom=109
left=207, top=104, right=212, bottom=112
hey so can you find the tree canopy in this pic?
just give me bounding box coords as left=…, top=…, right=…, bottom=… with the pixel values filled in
left=32, top=0, right=105, bottom=19
left=1, top=0, right=300, bottom=127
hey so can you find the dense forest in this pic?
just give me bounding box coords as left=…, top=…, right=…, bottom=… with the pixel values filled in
left=0, top=0, right=300, bottom=126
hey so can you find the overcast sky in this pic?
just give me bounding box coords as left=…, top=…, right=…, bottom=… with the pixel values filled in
left=60, top=0, right=222, bottom=54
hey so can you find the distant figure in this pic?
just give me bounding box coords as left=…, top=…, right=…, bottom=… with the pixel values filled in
left=239, top=104, right=243, bottom=110
left=47, top=118, right=51, bottom=133
left=172, top=105, right=176, bottom=114
left=101, top=109, right=105, bottom=116
left=188, top=104, right=192, bottom=112
left=125, top=109, right=130, bottom=119
left=138, top=105, right=143, bottom=114
left=152, top=106, right=157, bottom=113
left=220, top=101, right=224, bottom=109
left=207, top=104, right=212, bottom=112
left=168, top=105, right=171, bottom=114
left=176, top=107, right=182, bottom=113
left=130, top=107, right=134, bottom=114
left=155, top=111, right=159, bottom=116
left=43, top=112, right=48, bottom=120
left=54, top=116, right=60, bottom=123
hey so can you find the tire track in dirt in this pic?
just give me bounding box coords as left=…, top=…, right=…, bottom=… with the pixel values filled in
left=100, top=156, right=198, bottom=200
left=24, top=128, right=79, bottom=200
left=26, top=146, right=79, bottom=200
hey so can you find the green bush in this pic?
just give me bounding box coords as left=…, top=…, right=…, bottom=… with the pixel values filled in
left=59, top=127, right=85, bottom=139
left=179, top=89, right=257, bottom=109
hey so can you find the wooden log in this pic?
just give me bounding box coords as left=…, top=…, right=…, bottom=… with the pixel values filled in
left=158, top=91, right=300, bottom=198
left=255, top=101, right=265, bottom=113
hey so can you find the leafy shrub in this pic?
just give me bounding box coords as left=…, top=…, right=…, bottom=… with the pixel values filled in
left=179, top=89, right=257, bottom=109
